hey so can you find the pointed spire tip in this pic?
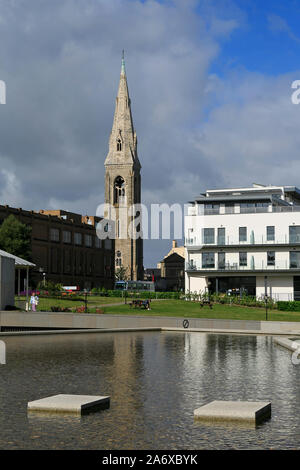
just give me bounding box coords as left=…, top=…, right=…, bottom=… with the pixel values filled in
left=121, top=49, right=126, bottom=75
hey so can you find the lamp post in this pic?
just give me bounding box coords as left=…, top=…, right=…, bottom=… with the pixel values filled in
left=264, top=276, right=268, bottom=321
left=39, top=267, right=46, bottom=288
left=84, top=289, right=88, bottom=313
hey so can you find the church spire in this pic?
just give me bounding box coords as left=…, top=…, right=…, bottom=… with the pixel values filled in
left=105, top=53, right=140, bottom=168
left=121, top=49, right=126, bottom=75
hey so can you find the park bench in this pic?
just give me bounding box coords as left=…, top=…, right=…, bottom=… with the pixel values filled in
left=129, top=299, right=151, bottom=310
left=199, top=299, right=213, bottom=309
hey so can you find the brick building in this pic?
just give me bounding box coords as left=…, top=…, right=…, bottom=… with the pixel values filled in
left=0, top=205, right=115, bottom=290
left=158, top=241, right=185, bottom=291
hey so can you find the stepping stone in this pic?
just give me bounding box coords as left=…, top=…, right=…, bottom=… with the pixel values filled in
left=28, top=394, right=110, bottom=414
left=194, top=400, right=271, bottom=423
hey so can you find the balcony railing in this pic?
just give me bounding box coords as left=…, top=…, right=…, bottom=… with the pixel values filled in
left=185, top=235, right=300, bottom=247
left=191, top=205, right=300, bottom=216
left=185, top=261, right=298, bottom=271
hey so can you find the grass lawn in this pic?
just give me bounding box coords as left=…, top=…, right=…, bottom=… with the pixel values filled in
left=102, top=299, right=300, bottom=322
left=14, top=296, right=300, bottom=322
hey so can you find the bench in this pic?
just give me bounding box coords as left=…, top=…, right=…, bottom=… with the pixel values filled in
left=199, top=299, right=213, bottom=309
left=129, top=299, right=151, bottom=310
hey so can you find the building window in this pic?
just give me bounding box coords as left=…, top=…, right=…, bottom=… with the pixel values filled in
left=202, top=252, right=215, bottom=269
left=204, top=204, right=220, bottom=215
left=217, top=227, right=225, bottom=245
left=239, top=252, right=247, bottom=266
left=267, top=226, right=275, bottom=241
left=289, top=226, right=300, bottom=244
left=267, top=251, right=275, bottom=266
left=116, top=251, right=122, bottom=267
left=50, top=228, right=60, bottom=242
left=240, top=202, right=269, bottom=213
left=85, top=234, right=92, bottom=247
left=290, top=251, right=300, bottom=269
left=203, top=228, right=215, bottom=244
left=218, top=252, right=225, bottom=269
left=117, top=138, right=122, bottom=151
left=63, top=230, right=71, bottom=244
left=225, top=203, right=234, bottom=214
left=74, top=233, right=82, bottom=245
left=114, top=176, right=125, bottom=204
left=95, top=236, right=102, bottom=248
left=105, top=239, right=112, bottom=250
left=239, top=227, right=247, bottom=242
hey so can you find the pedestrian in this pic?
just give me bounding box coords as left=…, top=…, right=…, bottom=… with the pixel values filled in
left=30, top=292, right=37, bottom=312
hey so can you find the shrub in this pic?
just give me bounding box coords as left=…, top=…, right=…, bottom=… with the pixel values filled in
left=50, top=306, right=72, bottom=312
left=277, top=301, right=300, bottom=312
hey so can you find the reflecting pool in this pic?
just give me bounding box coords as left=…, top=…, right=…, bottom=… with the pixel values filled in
left=0, top=331, right=299, bottom=449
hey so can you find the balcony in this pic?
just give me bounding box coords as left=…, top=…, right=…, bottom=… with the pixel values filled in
left=190, top=205, right=300, bottom=216
left=185, top=261, right=299, bottom=272
left=185, top=235, right=300, bottom=248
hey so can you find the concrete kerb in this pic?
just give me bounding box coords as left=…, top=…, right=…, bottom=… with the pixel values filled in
left=1, top=326, right=300, bottom=338
left=1, top=311, right=300, bottom=337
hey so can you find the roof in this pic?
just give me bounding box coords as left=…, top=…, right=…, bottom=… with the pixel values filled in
left=161, top=245, right=185, bottom=263
left=0, top=249, right=36, bottom=268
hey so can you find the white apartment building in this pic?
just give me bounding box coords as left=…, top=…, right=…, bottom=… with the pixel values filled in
left=185, top=184, right=300, bottom=301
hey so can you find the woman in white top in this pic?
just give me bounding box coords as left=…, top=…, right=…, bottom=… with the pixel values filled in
left=30, top=293, right=38, bottom=312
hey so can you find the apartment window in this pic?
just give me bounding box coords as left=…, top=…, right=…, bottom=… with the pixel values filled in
left=95, top=236, right=102, bottom=248
left=240, top=202, right=269, bottom=213
left=50, top=228, right=59, bottom=242
left=267, top=251, right=275, bottom=266
left=85, top=234, right=92, bottom=247
left=218, top=252, right=225, bottom=269
left=290, top=251, right=300, bottom=269
left=203, top=228, right=215, bottom=244
left=63, top=230, right=71, bottom=244
left=74, top=232, right=82, bottom=245
left=204, top=204, right=220, bottom=215
left=217, top=227, right=225, bottom=245
left=239, top=252, right=247, bottom=266
left=239, top=227, right=247, bottom=242
left=225, top=203, right=234, bottom=214
left=202, top=252, right=215, bottom=269
left=267, top=226, right=275, bottom=241
left=289, top=226, right=300, bottom=244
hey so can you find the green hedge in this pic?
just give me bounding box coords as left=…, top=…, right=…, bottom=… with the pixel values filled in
left=90, top=288, right=181, bottom=299
left=277, top=301, right=300, bottom=311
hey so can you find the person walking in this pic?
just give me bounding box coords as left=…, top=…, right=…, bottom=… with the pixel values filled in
left=30, top=293, right=37, bottom=312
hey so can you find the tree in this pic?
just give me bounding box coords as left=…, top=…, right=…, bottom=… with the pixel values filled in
left=115, top=266, right=129, bottom=281
left=0, top=215, right=32, bottom=260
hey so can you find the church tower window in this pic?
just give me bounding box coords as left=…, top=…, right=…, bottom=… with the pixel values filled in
left=117, top=138, right=122, bottom=151
left=114, top=176, right=125, bottom=204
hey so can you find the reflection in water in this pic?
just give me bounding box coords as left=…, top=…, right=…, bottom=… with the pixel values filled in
left=0, top=331, right=300, bottom=449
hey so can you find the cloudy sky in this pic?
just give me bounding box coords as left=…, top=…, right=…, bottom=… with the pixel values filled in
left=0, top=0, right=300, bottom=267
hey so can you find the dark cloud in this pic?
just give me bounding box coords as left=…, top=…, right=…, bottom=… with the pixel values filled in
left=0, top=0, right=247, bottom=265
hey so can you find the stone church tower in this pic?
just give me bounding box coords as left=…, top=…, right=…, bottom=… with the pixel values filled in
left=104, top=54, right=144, bottom=281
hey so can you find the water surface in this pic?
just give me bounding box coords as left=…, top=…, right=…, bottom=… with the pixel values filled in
left=0, top=331, right=299, bottom=449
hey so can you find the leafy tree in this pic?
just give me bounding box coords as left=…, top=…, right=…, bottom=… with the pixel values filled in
left=115, top=266, right=129, bottom=281
left=0, top=215, right=32, bottom=260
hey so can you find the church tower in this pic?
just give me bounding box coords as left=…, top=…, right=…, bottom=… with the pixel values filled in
left=104, top=53, right=143, bottom=281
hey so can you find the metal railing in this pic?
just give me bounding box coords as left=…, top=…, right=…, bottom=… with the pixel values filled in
left=185, top=235, right=300, bottom=246
left=185, top=261, right=298, bottom=271
left=192, top=205, right=300, bottom=216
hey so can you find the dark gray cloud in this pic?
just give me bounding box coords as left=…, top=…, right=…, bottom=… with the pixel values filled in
left=0, top=0, right=263, bottom=266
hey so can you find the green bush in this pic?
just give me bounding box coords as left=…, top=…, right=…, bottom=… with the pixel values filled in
left=277, top=301, right=300, bottom=312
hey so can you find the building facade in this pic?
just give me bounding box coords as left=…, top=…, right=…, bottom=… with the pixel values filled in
left=0, top=206, right=115, bottom=289
left=185, top=184, right=300, bottom=300
left=158, top=241, right=185, bottom=291
left=104, top=54, right=143, bottom=281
